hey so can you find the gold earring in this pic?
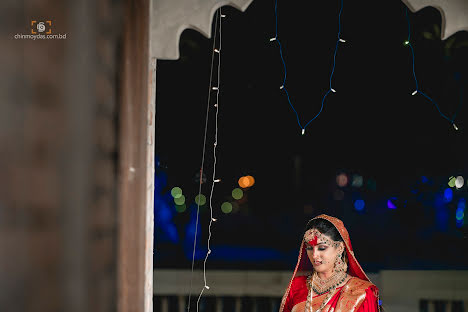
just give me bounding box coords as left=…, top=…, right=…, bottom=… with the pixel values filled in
left=335, top=253, right=347, bottom=272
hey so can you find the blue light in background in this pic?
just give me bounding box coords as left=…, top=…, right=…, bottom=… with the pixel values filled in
left=443, top=188, right=453, bottom=203
left=456, top=208, right=464, bottom=221
left=354, top=199, right=365, bottom=211
left=158, top=204, right=172, bottom=223
left=458, top=198, right=466, bottom=210
left=387, top=198, right=397, bottom=209
left=166, top=224, right=179, bottom=243
left=456, top=198, right=465, bottom=223
left=421, top=176, right=428, bottom=183
left=435, top=205, right=449, bottom=232
left=208, top=246, right=284, bottom=262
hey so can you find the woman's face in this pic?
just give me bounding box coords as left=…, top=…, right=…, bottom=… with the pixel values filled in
left=305, top=232, right=343, bottom=274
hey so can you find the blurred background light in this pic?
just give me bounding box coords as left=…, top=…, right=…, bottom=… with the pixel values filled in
left=443, top=188, right=453, bottom=203
left=387, top=198, right=397, bottom=209
left=245, top=175, right=255, bottom=187
left=448, top=176, right=456, bottom=188
left=455, top=208, right=464, bottom=221
left=351, top=174, right=363, bottom=188
left=456, top=198, right=466, bottom=226
left=221, top=202, right=233, bottom=214
left=171, top=186, right=183, bottom=198
left=238, top=176, right=250, bottom=188
left=174, top=194, right=185, bottom=205
left=195, top=194, right=206, bottom=206
left=232, top=188, right=244, bottom=200
left=455, top=176, right=464, bottom=189
left=336, top=173, right=348, bottom=187
left=158, top=205, right=172, bottom=223
left=421, top=176, right=429, bottom=183
left=238, top=175, right=255, bottom=188
left=175, top=204, right=186, bottom=213
left=354, top=199, right=365, bottom=211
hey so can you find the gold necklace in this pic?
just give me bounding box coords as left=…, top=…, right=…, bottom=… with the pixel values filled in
left=305, top=272, right=348, bottom=312
left=311, top=271, right=347, bottom=295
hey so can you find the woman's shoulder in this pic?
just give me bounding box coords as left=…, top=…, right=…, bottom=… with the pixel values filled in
left=344, top=277, right=378, bottom=293
left=290, top=275, right=307, bottom=287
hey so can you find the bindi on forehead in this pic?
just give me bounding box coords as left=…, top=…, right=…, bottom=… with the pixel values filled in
left=304, top=228, right=339, bottom=248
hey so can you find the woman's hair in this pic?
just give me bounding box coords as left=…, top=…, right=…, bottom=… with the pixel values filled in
left=305, top=218, right=343, bottom=242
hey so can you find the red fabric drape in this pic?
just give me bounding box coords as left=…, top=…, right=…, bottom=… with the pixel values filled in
left=280, top=215, right=381, bottom=312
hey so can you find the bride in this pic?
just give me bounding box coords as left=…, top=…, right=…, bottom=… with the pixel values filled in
left=280, top=214, right=382, bottom=312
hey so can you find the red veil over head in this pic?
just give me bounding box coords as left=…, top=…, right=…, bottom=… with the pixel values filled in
left=280, top=214, right=373, bottom=311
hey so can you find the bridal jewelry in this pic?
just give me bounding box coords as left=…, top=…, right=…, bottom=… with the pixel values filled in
left=312, top=270, right=347, bottom=295
left=334, top=251, right=348, bottom=273
left=306, top=271, right=348, bottom=312
left=304, top=229, right=340, bottom=248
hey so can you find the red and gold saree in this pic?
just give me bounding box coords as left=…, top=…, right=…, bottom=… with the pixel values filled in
left=280, top=215, right=381, bottom=312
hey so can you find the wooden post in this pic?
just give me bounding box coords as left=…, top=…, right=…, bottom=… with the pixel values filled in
left=117, top=0, right=154, bottom=311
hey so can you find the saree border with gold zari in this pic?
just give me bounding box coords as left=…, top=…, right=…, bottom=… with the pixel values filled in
left=291, top=277, right=375, bottom=312
left=280, top=215, right=381, bottom=312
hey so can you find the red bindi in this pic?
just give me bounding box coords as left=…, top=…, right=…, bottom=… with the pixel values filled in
left=307, top=235, right=318, bottom=247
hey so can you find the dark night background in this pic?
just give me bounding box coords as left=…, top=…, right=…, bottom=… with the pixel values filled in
left=153, top=0, right=468, bottom=272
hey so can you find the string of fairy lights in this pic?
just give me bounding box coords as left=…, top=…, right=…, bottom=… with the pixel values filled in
left=177, top=2, right=464, bottom=310
left=186, top=8, right=224, bottom=312
left=271, top=2, right=461, bottom=133
left=404, top=7, right=459, bottom=130
left=271, top=0, right=345, bottom=135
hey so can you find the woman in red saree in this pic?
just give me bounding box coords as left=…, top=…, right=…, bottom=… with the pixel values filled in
left=280, top=214, right=382, bottom=312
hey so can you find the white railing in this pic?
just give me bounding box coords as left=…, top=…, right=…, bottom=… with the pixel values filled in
left=154, top=270, right=468, bottom=312
left=153, top=270, right=378, bottom=312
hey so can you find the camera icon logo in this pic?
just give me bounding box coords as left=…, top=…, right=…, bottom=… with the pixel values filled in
left=31, top=20, right=52, bottom=34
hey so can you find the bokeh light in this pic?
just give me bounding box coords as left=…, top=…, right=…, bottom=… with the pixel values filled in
left=443, top=188, right=453, bottom=203
left=195, top=194, right=206, bottom=206
left=387, top=199, right=397, bottom=209
left=455, top=176, right=464, bottom=189
left=421, top=176, right=428, bottom=183
left=232, top=188, right=244, bottom=200
left=354, top=199, right=365, bottom=211
left=171, top=187, right=183, bottom=199
left=245, top=176, right=255, bottom=187
left=238, top=175, right=255, bottom=188
left=351, top=175, right=363, bottom=188
left=175, top=204, right=186, bottom=213
left=456, top=208, right=464, bottom=221
left=448, top=176, right=456, bottom=188
left=336, top=173, right=348, bottom=187
left=174, top=194, right=185, bottom=205
left=221, top=202, right=233, bottom=214
left=457, top=199, right=466, bottom=225
left=238, top=176, right=250, bottom=188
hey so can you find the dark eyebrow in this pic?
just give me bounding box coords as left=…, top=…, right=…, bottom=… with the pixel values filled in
left=317, top=242, right=327, bottom=245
